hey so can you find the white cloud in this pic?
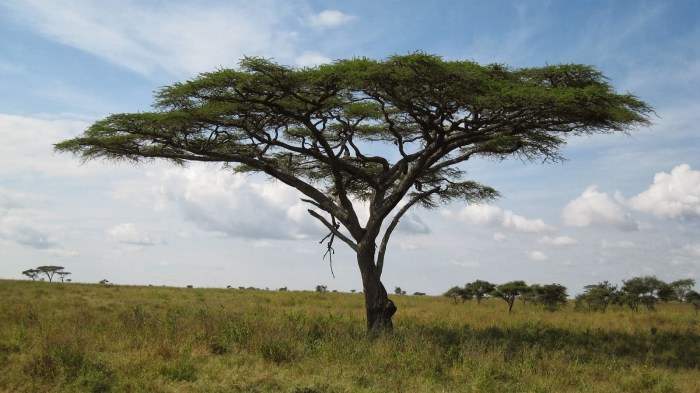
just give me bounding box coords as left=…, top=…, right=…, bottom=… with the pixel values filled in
left=294, top=247, right=315, bottom=255
left=562, top=186, right=639, bottom=231
left=493, top=233, right=508, bottom=242
left=308, top=10, right=355, bottom=29
left=683, top=243, right=700, bottom=257
left=454, top=204, right=501, bottom=225
left=0, top=190, right=65, bottom=251
left=0, top=114, right=93, bottom=177
left=0, top=216, right=59, bottom=249
left=398, top=242, right=419, bottom=250
left=529, top=251, right=547, bottom=261
left=628, top=164, right=700, bottom=220
left=147, top=165, right=324, bottom=240
left=396, top=213, right=431, bottom=235
left=0, top=188, right=41, bottom=210
left=253, top=240, right=274, bottom=249
left=449, top=260, right=480, bottom=268
left=295, top=51, right=332, bottom=68
left=501, top=210, right=553, bottom=233
left=8, top=0, right=301, bottom=77
left=538, top=235, right=577, bottom=246
left=601, top=239, right=636, bottom=249
left=107, top=223, right=161, bottom=246
left=449, top=204, right=553, bottom=233
left=46, top=248, right=79, bottom=258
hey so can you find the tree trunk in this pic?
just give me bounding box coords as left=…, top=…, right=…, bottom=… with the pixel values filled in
left=357, top=242, right=396, bottom=332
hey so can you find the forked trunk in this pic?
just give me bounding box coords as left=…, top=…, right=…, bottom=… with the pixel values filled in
left=357, top=242, right=396, bottom=332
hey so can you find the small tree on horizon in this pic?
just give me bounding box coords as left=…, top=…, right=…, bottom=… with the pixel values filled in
left=55, top=54, right=651, bottom=332
left=465, top=280, right=496, bottom=305
left=574, top=281, right=617, bottom=312
left=492, top=280, right=529, bottom=314
left=533, top=283, right=568, bottom=311
left=443, top=285, right=474, bottom=304
left=36, top=266, right=65, bottom=282
left=56, top=271, right=72, bottom=283
left=22, top=269, right=40, bottom=281
left=670, top=279, right=696, bottom=302
left=619, top=276, right=664, bottom=311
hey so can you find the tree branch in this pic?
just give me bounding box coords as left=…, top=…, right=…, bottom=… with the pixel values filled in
left=306, top=209, right=358, bottom=252
left=375, top=187, right=441, bottom=276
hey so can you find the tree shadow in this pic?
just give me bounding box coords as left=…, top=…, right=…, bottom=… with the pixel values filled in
left=419, top=323, right=699, bottom=369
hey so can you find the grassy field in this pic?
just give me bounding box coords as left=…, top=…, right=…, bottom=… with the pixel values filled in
left=0, top=279, right=698, bottom=392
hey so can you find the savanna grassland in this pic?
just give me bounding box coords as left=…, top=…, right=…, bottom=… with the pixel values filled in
left=0, top=280, right=698, bottom=392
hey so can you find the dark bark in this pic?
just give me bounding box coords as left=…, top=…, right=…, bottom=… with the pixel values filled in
left=357, top=242, right=396, bottom=332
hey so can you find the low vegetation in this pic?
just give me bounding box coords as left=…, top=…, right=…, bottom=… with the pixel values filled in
left=1, top=279, right=698, bottom=392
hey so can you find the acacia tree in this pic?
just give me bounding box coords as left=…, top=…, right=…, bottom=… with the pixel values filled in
left=620, top=276, right=664, bottom=311
left=55, top=54, right=650, bottom=332
left=57, top=271, right=72, bottom=283
left=465, top=280, right=496, bottom=305
left=492, top=280, right=528, bottom=314
left=443, top=285, right=473, bottom=304
left=36, top=266, right=65, bottom=283
left=670, top=279, right=696, bottom=302
left=533, top=283, right=568, bottom=311
left=574, top=281, right=617, bottom=312
left=22, top=269, right=40, bottom=281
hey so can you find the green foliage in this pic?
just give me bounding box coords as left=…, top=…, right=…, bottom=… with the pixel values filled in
left=443, top=286, right=473, bottom=304
left=21, top=269, right=39, bottom=281
left=620, top=276, right=666, bottom=311
left=24, top=266, right=68, bottom=283
left=35, top=266, right=65, bottom=282
left=532, top=283, right=568, bottom=311
left=670, top=279, right=696, bottom=301
left=56, top=55, right=651, bottom=200
left=492, top=281, right=529, bottom=314
left=686, top=290, right=700, bottom=302
left=575, top=281, right=617, bottom=312
left=56, top=271, right=71, bottom=283
left=465, top=280, right=496, bottom=305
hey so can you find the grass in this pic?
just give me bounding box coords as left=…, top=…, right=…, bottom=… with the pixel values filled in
left=0, top=279, right=698, bottom=392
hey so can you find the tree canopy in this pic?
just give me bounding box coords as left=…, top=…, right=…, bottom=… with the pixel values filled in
left=55, top=54, right=651, bottom=331
left=492, top=280, right=529, bottom=314
left=22, top=269, right=40, bottom=281
left=35, top=266, right=66, bottom=283
left=466, top=280, right=497, bottom=304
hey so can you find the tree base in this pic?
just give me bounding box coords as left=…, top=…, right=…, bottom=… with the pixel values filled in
left=367, top=298, right=397, bottom=333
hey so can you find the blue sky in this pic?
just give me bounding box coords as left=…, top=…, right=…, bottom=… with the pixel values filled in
left=1, top=0, right=699, bottom=295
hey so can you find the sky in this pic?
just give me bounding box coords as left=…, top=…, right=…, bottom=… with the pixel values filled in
left=1, top=0, right=699, bottom=296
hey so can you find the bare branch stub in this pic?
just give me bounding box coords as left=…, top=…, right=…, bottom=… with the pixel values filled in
left=319, top=215, right=341, bottom=278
